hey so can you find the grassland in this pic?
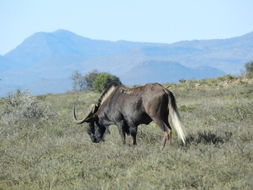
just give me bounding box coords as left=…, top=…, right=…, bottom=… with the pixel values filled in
left=0, top=76, right=253, bottom=190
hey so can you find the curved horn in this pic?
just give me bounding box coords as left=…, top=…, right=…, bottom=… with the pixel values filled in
left=73, top=104, right=96, bottom=124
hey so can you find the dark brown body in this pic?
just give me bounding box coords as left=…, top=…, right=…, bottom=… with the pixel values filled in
left=73, top=83, right=186, bottom=148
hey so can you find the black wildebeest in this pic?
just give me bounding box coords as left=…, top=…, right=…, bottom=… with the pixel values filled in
left=73, top=83, right=186, bottom=149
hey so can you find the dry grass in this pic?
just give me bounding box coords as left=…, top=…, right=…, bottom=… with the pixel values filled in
left=0, top=77, right=252, bottom=190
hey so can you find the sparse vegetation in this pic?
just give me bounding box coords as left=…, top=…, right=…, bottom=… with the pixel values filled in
left=1, top=90, right=55, bottom=125
left=0, top=77, right=252, bottom=190
left=71, top=70, right=86, bottom=91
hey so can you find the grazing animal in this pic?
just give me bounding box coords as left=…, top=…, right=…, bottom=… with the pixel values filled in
left=73, top=83, right=186, bottom=149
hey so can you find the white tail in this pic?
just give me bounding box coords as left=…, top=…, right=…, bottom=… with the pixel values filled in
left=169, top=106, right=186, bottom=144
left=167, top=91, right=186, bottom=144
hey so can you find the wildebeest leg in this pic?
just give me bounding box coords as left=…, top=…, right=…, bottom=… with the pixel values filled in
left=132, top=133, right=137, bottom=145
left=164, top=120, right=173, bottom=145
left=152, top=118, right=172, bottom=150
left=161, top=130, right=172, bottom=147
left=129, top=124, right=138, bottom=145
left=117, top=121, right=126, bottom=144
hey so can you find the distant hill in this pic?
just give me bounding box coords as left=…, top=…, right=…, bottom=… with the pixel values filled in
left=0, top=29, right=253, bottom=96
left=138, top=31, right=253, bottom=74
left=121, top=60, right=225, bottom=85
left=5, top=30, right=157, bottom=68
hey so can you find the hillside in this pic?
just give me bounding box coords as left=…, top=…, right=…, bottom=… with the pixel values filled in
left=0, top=29, right=253, bottom=96
left=5, top=30, right=157, bottom=67
left=0, top=56, right=15, bottom=72
left=0, top=77, right=252, bottom=189
left=121, top=60, right=225, bottom=85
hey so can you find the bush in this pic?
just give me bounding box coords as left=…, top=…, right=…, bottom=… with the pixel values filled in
left=245, top=61, right=253, bottom=78
left=217, top=74, right=236, bottom=81
left=93, top=73, right=122, bottom=92
left=71, top=70, right=122, bottom=92
left=1, top=90, right=54, bottom=124
left=84, top=70, right=99, bottom=90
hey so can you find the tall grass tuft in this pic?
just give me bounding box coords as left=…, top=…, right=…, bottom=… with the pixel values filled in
left=1, top=90, right=55, bottom=125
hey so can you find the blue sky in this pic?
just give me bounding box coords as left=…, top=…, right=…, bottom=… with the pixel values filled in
left=1, top=0, right=253, bottom=55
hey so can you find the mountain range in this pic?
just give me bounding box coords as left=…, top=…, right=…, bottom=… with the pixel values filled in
left=0, top=29, right=253, bottom=96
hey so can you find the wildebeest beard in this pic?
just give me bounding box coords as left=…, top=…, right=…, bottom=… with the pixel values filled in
left=87, top=121, right=106, bottom=143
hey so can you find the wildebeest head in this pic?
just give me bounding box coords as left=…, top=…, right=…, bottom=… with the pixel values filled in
left=87, top=119, right=106, bottom=143
left=73, top=104, right=106, bottom=143
left=73, top=83, right=119, bottom=143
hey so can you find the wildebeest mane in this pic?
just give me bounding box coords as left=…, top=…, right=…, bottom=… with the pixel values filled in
left=96, top=82, right=121, bottom=108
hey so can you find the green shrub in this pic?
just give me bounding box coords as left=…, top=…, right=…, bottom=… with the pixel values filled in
left=245, top=61, right=253, bottom=78
left=72, top=70, right=122, bottom=92
left=93, top=73, right=121, bottom=92
left=84, top=70, right=99, bottom=90
left=179, top=79, right=187, bottom=83
left=217, top=74, right=236, bottom=81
